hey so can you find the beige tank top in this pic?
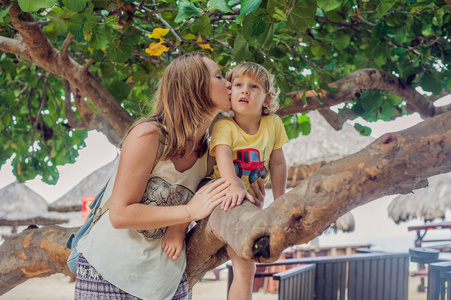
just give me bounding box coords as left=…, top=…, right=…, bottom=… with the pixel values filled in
left=77, top=151, right=209, bottom=300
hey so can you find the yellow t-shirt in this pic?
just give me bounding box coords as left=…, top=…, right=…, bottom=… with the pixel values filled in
left=209, top=114, right=289, bottom=192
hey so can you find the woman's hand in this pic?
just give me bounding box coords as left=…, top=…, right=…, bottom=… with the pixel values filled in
left=249, top=178, right=266, bottom=209
left=186, top=178, right=230, bottom=221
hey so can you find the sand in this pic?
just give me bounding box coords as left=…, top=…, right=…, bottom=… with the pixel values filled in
left=1, top=270, right=426, bottom=300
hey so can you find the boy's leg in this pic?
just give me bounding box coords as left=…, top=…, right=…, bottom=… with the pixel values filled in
left=227, top=246, right=256, bottom=300
left=162, top=223, right=190, bottom=260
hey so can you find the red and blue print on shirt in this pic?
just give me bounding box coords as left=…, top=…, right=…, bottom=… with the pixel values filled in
left=233, top=148, right=267, bottom=184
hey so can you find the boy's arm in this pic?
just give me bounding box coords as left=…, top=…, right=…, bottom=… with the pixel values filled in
left=215, top=144, right=256, bottom=210
left=269, top=147, right=287, bottom=200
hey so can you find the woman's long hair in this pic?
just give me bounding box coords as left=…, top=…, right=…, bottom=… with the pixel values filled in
left=124, top=53, right=214, bottom=159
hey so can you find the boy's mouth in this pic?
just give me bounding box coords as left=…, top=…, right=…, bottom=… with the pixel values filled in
left=239, top=97, right=249, bottom=103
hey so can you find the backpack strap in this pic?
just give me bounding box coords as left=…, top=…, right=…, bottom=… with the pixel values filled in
left=91, top=130, right=166, bottom=228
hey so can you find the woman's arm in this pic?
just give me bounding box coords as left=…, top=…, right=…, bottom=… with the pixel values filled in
left=109, top=123, right=229, bottom=230
left=269, top=147, right=287, bottom=200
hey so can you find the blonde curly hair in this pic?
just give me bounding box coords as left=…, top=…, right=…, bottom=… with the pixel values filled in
left=226, top=62, right=280, bottom=115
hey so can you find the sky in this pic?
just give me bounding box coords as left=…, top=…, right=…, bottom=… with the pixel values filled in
left=0, top=96, right=449, bottom=204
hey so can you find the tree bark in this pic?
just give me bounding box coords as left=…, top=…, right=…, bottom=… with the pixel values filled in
left=2, top=110, right=449, bottom=294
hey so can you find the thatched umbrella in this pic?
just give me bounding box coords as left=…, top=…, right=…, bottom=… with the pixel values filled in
left=388, top=172, right=451, bottom=223
left=0, top=182, right=68, bottom=234
left=48, top=158, right=117, bottom=212
left=331, top=212, right=355, bottom=232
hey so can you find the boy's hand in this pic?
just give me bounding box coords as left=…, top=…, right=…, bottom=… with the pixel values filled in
left=249, top=178, right=265, bottom=209
left=222, top=185, right=247, bottom=211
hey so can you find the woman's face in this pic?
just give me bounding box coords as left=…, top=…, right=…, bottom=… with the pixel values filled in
left=203, top=57, right=232, bottom=114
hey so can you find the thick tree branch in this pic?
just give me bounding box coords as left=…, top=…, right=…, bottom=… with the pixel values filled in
left=318, top=108, right=345, bottom=130
left=278, top=69, right=439, bottom=119
left=185, top=110, right=451, bottom=284
left=4, top=3, right=134, bottom=137
left=0, top=35, right=31, bottom=60
left=63, top=80, right=121, bottom=145
left=0, top=226, right=77, bottom=295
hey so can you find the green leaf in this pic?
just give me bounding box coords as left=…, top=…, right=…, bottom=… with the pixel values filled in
left=18, top=0, right=40, bottom=12
left=15, top=0, right=36, bottom=11
left=242, top=13, right=268, bottom=39
left=445, top=74, right=451, bottom=90
left=372, top=23, right=388, bottom=39
left=420, top=74, right=443, bottom=95
left=394, top=26, right=408, bottom=44
left=268, top=0, right=317, bottom=32
left=107, top=80, right=131, bottom=102
left=325, top=10, right=342, bottom=22
left=334, top=34, right=350, bottom=51
left=376, top=0, right=397, bottom=15
left=91, top=49, right=105, bottom=62
left=233, top=33, right=251, bottom=59
left=89, top=24, right=111, bottom=49
left=209, top=0, right=234, bottom=13
left=67, top=13, right=85, bottom=35
left=310, top=42, right=326, bottom=57
left=0, top=5, right=11, bottom=22
left=62, top=0, right=87, bottom=12
left=48, top=15, right=68, bottom=34
left=354, top=123, right=372, bottom=136
left=257, top=24, right=275, bottom=49
left=282, top=115, right=311, bottom=138
left=240, top=0, right=263, bottom=15
left=297, top=115, right=311, bottom=135
left=107, top=41, right=133, bottom=63
left=317, top=0, right=342, bottom=11
left=269, top=44, right=286, bottom=58
left=175, top=0, right=203, bottom=23
left=191, top=14, right=214, bottom=36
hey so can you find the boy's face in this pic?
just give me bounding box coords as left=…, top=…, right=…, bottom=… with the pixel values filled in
left=231, top=75, right=269, bottom=117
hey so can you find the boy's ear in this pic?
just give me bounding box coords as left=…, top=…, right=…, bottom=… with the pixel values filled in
left=263, top=95, right=271, bottom=107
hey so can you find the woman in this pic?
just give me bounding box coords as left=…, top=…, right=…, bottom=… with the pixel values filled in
left=75, top=53, right=264, bottom=300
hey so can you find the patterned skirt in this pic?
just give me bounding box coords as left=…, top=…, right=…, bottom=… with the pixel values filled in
left=75, top=254, right=188, bottom=300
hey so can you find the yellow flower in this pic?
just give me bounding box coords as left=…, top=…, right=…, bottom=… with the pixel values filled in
left=84, top=33, right=92, bottom=41
left=148, top=28, right=170, bottom=41
left=145, top=41, right=169, bottom=56
left=197, top=37, right=213, bottom=51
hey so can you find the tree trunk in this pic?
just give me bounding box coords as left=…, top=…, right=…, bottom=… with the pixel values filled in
left=2, top=110, right=449, bottom=294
